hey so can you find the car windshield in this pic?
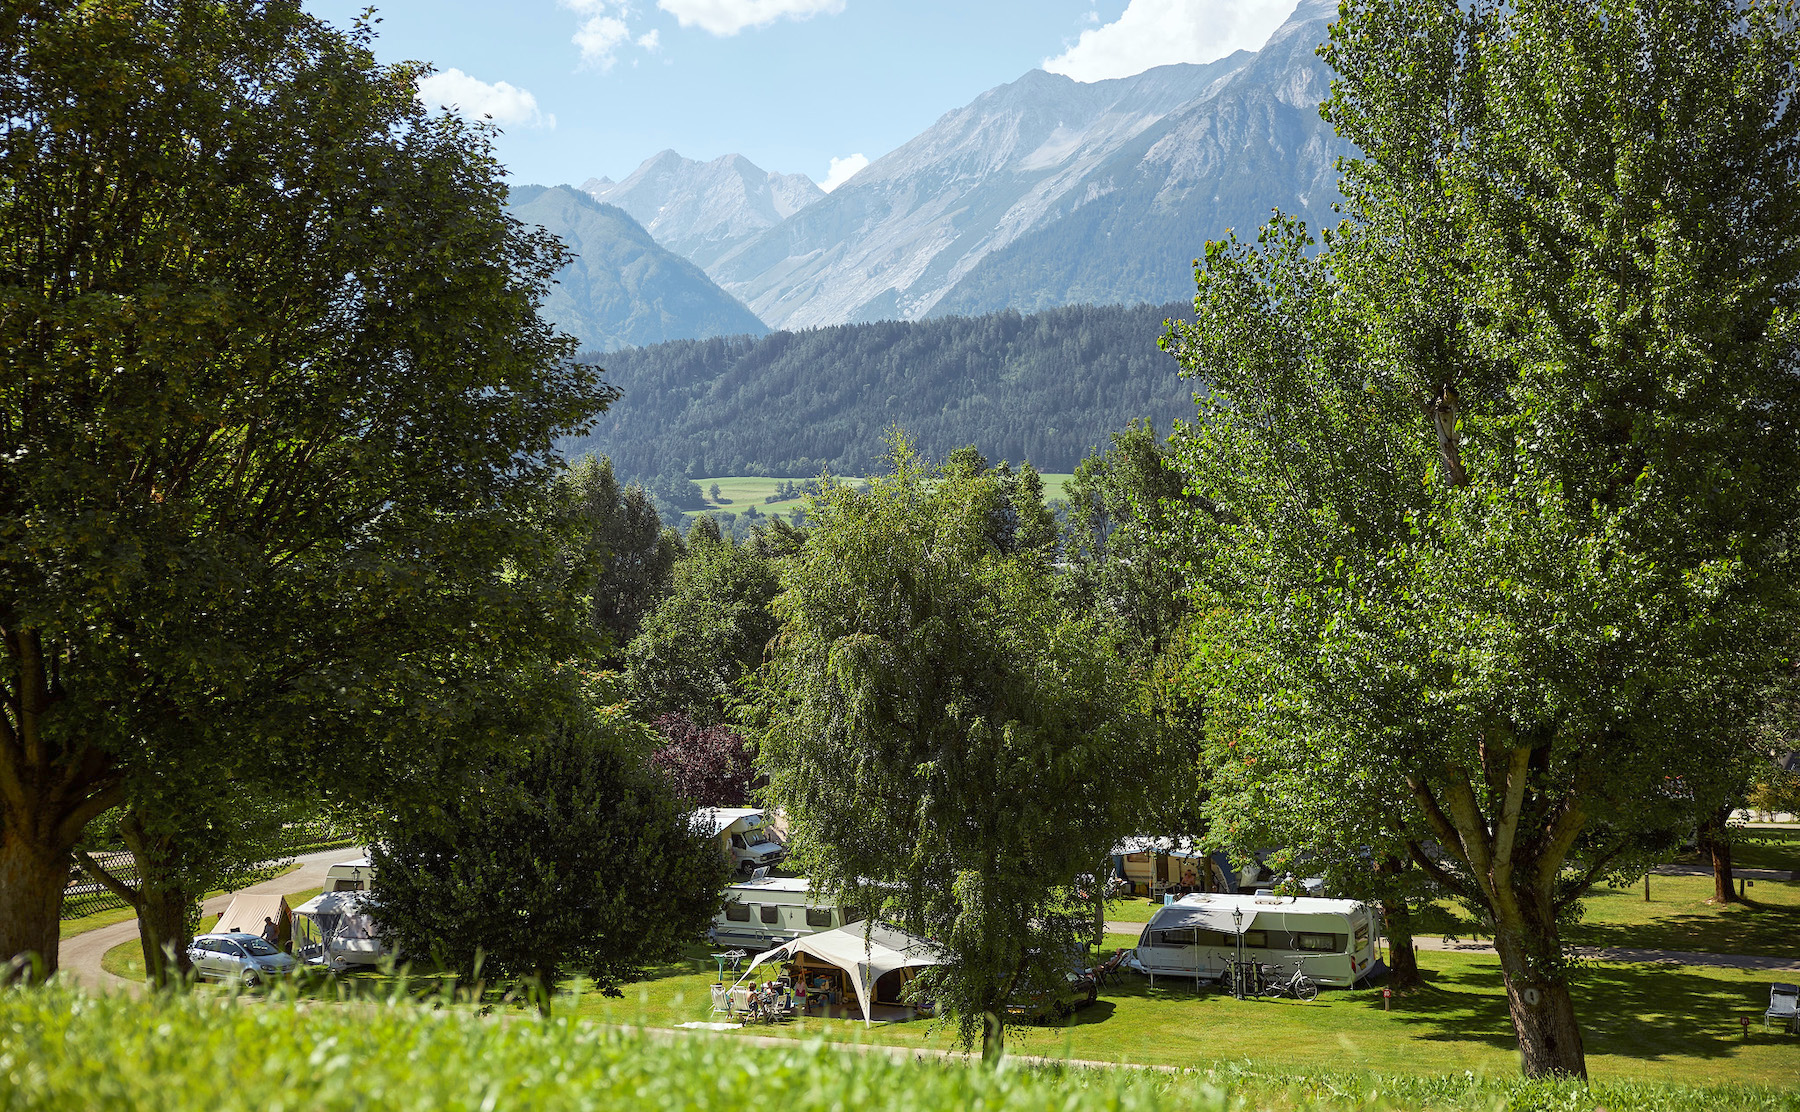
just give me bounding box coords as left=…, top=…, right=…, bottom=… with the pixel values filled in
left=240, top=937, right=279, bottom=957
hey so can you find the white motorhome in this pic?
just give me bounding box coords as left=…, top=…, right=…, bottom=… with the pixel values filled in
left=708, top=877, right=857, bottom=951
left=694, top=808, right=787, bottom=874
left=1128, top=892, right=1383, bottom=988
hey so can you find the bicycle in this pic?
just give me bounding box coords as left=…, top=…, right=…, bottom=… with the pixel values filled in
left=1256, top=957, right=1320, bottom=1002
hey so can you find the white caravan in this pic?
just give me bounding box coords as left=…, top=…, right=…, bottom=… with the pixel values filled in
left=708, top=877, right=858, bottom=952
left=321, top=857, right=374, bottom=893
left=694, top=808, right=787, bottom=874
left=1128, top=892, right=1383, bottom=988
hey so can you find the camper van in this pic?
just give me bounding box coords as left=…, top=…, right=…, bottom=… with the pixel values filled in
left=707, top=877, right=857, bottom=951
left=322, top=858, right=373, bottom=893
left=1128, top=892, right=1383, bottom=988
left=694, top=808, right=787, bottom=875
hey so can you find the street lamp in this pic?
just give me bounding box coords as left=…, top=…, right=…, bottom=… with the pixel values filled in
left=1231, top=906, right=1244, bottom=999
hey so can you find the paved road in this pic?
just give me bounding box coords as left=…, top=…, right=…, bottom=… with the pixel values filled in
left=1101, top=922, right=1800, bottom=974
left=57, top=847, right=365, bottom=994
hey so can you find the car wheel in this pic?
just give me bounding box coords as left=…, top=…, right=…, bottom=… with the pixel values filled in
left=241, top=971, right=260, bottom=988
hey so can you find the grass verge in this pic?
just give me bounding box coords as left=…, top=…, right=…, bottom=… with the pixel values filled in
left=4, top=983, right=1794, bottom=1112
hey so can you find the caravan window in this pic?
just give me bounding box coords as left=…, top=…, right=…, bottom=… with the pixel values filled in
left=805, top=908, right=833, bottom=929
left=1294, top=933, right=1345, bottom=953
left=759, top=906, right=780, bottom=925
left=1154, top=929, right=1196, bottom=946
left=724, top=903, right=751, bottom=922
left=1354, top=924, right=1370, bottom=950
left=1194, top=930, right=1233, bottom=947
left=1242, top=931, right=1267, bottom=948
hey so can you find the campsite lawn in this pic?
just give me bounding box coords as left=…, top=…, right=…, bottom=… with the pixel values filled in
left=1673, top=826, right=1800, bottom=874
left=1423, top=875, right=1800, bottom=958
left=570, top=943, right=1800, bottom=1088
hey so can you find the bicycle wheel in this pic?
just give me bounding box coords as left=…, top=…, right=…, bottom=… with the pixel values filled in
left=1295, top=978, right=1319, bottom=1002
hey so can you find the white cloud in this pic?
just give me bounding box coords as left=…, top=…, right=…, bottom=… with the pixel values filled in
left=819, top=153, right=867, bottom=193
left=416, top=69, right=554, bottom=129
left=560, top=0, right=661, bottom=69
left=1043, top=0, right=1295, bottom=83
left=657, top=0, right=845, bottom=36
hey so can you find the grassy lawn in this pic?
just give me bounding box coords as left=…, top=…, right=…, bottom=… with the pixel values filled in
left=1674, top=827, right=1800, bottom=873
left=1564, top=875, right=1800, bottom=956
left=567, top=942, right=1799, bottom=1089
left=60, top=861, right=302, bottom=940
left=1105, top=896, right=1162, bottom=923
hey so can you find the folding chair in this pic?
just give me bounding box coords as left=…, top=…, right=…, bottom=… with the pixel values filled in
left=1765, top=983, right=1798, bottom=1032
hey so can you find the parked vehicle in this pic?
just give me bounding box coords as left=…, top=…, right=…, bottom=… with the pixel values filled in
left=1128, top=892, right=1382, bottom=988
left=186, top=931, right=298, bottom=986
left=694, top=808, right=787, bottom=874
left=708, top=876, right=859, bottom=951
left=321, top=858, right=373, bottom=893
left=1005, top=958, right=1099, bottom=1023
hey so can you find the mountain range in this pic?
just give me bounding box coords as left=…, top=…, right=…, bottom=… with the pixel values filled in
left=512, top=0, right=1348, bottom=350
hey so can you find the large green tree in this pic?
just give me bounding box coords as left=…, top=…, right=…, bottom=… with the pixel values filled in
left=368, top=675, right=728, bottom=1016
left=758, top=441, right=1154, bottom=1062
left=1166, top=0, right=1800, bottom=1078
left=0, top=0, right=608, bottom=979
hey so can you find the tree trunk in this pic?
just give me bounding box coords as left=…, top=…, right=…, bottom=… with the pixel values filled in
left=534, top=966, right=556, bottom=1017
left=0, top=828, right=69, bottom=984
left=1382, top=897, right=1422, bottom=990
left=118, top=810, right=196, bottom=987
left=1697, top=806, right=1736, bottom=905
left=135, top=883, right=195, bottom=987
left=1492, top=910, right=1586, bottom=1079
left=980, top=1008, right=1005, bottom=1064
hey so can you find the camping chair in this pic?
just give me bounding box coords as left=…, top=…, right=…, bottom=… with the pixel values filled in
left=1092, top=949, right=1129, bottom=987
left=1766, top=983, right=1799, bottom=1032
left=709, top=983, right=733, bottom=1017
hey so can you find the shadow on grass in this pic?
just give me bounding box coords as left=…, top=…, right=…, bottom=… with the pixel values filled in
left=1564, top=886, right=1800, bottom=956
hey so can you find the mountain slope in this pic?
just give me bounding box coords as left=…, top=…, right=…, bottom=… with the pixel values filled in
left=705, top=58, right=1253, bottom=329
left=582, top=151, right=825, bottom=272
left=684, top=0, right=1344, bottom=329
left=564, top=301, right=1194, bottom=478
left=929, top=0, right=1344, bottom=317
left=507, top=185, right=768, bottom=352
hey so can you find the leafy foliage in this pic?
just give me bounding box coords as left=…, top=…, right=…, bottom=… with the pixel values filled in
left=0, top=0, right=611, bottom=977
left=555, top=456, right=685, bottom=658
left=368, top=678, right=727, bottom=1011
left=1164, top=0, right=1800, bottom=1079
left=646, top=713, right=759, bottom=808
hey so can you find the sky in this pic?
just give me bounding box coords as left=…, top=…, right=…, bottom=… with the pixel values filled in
left=300, top=0, right=1300, bottom=191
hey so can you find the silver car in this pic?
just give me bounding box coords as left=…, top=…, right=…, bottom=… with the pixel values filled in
left=187, top=931, right=298, bottom=986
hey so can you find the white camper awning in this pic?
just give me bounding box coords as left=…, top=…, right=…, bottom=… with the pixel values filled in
left=1146, top=901, right=1254, bottom=935
left=737, top=923, right=942, bottom=1024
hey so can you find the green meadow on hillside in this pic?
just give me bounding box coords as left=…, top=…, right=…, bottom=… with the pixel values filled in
left=689, top=474, right=1076, bottom=523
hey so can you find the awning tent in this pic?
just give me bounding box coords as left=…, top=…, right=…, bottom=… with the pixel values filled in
left=737, top=922, right=942, bottom=1024
left=212, top=894, right=292, bottom=946
left=290, top=890, right=385, bottom=967
left=1143, top=900, right=1248, bottom=935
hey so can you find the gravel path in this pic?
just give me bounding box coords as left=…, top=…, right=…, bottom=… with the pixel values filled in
left=56, top=847, right=365, bottom=994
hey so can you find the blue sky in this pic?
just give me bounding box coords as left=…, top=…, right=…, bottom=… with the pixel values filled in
left=300, top=0, right=1298, bottom=190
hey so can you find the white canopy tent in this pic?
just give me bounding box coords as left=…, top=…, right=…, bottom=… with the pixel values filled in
left=735, top=922, right=942, bottom=1024
left=290, top=890, right=388, bottom=969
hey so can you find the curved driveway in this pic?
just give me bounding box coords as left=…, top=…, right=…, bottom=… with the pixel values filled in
left=57, top=847, right=366, bottom=993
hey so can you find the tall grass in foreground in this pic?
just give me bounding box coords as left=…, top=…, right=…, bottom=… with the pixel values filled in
left=0, top=986, right=1793, bottom=1112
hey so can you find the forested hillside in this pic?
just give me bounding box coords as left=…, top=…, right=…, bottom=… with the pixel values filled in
left=565, top=301, right=1195, bottom=477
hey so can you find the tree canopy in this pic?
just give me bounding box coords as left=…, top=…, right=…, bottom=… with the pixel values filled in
left=1165, top=0, right=1800, bottom=1079
left=758, top=439, right=1155, bottom=1060
left=0, top=0, right=610, bottom=978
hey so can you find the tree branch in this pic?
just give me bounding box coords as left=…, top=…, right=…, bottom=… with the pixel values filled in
left=1407, top=839, right=1479, bottom=903
left=72, top=848, right=142, bottom=910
